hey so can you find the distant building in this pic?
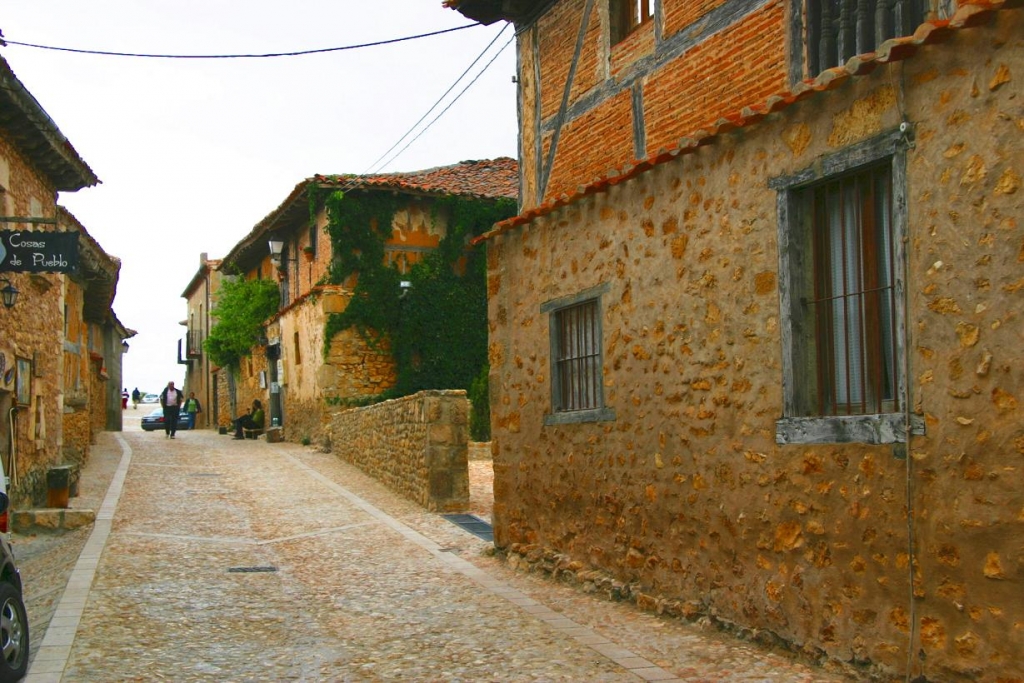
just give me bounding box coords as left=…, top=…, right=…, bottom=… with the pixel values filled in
left=203, top=158, right=518, bottom=443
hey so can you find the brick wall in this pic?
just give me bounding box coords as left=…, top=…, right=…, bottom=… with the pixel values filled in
left=328, top=390, right=469, bottom=512
left=537, top=0, right=604, bottom=120
left=524, top=0, right=790, bottom=208
left=543, top=89, right=637, bottom=199
left=643, top=4, right=787, bottom=155
left=486, top=11, right=1024, bottom=681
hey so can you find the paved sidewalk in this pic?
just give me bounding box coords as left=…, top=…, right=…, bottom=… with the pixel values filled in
left=15, top=428, right=855, bottom=682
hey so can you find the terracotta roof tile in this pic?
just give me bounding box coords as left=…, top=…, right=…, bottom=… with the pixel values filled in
left=315, top=157, right=518, bottom=200
left=222, top=157, right=517, bottom=270
left=473, top=0, right=1017, bottom=244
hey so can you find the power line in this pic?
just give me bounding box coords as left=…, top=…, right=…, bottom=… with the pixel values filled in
left=362, top=22, right=511, bottom=176
left=1, top=23, right=481, bottom=59
left=374, top=30, right=515, bottom=174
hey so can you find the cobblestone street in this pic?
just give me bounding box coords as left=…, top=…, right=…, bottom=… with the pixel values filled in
left=14, top=422, right=857, bottom=682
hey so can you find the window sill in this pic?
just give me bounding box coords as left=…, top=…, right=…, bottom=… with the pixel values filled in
left=776, top=413, right=925, bottom=445
left=545, top=407, right=616, bottom=426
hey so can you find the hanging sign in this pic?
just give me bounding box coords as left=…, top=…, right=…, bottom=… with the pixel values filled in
left=0, top=230, right=79, bottom=274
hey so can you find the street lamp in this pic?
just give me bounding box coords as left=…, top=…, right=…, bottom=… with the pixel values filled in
left=0, top=278, right=18, bottom=308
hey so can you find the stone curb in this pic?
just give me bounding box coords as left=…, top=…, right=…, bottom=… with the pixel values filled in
left=11, top=509, right=97, bottom=534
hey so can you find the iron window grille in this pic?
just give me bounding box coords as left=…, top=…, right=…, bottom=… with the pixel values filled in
left=553, top=299, right=603, bottom=412
left=610, top=0, right=654, bottom=45
left=542, top=282, right=615, bottom=425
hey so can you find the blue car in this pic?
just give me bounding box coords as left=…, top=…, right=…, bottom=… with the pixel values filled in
left=140, top=407, right=191, bottom=432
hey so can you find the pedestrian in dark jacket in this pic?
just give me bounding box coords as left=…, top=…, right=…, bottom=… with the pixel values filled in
left=159, top=381, right=184, bottom=439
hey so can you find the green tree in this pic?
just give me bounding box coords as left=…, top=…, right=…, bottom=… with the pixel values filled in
left=204, top=276, right=280, bottom=370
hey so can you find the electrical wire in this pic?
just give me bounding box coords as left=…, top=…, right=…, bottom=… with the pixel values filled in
left=362, top=22, right=511, bottom=176
left=372, top=30, right=515, bottom=174
left=4, top=16, right=514, bottom=186
left=1, top=23, right=481, bottom=59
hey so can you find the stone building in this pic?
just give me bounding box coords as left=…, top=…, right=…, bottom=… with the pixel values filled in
left=0, top=55, right=131, bottom=507
left=58, top=208, right=133, bottom=462
left=212, top=158, right=518, bottom=443
left=180, top=253, right=221, bottom=429
left=448, top=0, right=1022, bottom=680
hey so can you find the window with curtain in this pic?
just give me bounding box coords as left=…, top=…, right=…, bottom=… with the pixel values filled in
left=773, top=131, right=919, bottom=443
left=807, top=163, right=897, bottom=416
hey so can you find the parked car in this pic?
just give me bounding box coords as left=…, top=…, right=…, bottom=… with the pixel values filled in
left=0, top=479, right=29, bottom=680
left=140, top=407, right=190, bottom=432
left=140, top=393, right=159, bottom=404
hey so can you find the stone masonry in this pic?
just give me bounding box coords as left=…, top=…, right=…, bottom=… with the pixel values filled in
left=485, top=9, right=1024, bottom=683
left=328, top=390, right=470, bottom=512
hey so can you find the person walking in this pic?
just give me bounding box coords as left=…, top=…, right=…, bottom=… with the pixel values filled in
left=121, top=388, right=129, bottom=410
left=131, top=387, right=141, bottom=410
left=159, top=381, right=184, bottom=439
left=232, top=399, right=264, bottom=440
left=184, top=392, right=202, bottom=430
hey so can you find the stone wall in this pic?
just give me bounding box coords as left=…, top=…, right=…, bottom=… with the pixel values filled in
left=328, top=390, right=469, bottom=512
left=486, top=12, right=1023, bottom=682
left=0, top=136, right=68, bottom=507
left=278, top=289, right=329, bottom=445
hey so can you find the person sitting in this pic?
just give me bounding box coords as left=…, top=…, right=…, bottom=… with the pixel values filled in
left=233, top=400, right=265, bottom=439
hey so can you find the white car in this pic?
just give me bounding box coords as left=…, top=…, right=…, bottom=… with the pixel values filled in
left=140, top=393, right=159, bottom=404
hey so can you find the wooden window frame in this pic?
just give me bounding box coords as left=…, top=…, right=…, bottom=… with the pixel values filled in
left=790, top=0, right=929, bottom=81
left=771, top=129, right=923, bottom=444
left=610, top=0, right=654, bottom=45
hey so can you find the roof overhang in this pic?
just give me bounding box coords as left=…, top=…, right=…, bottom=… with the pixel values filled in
left=443, top=0, right=553, bottom=25
left=0, top=56, right=99, bottom=191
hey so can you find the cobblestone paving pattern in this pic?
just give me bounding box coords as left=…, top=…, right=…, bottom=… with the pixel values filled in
left=14, top=423, right=860, bottom=682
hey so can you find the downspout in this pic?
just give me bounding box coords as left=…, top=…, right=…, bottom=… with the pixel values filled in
left=8, top=406, right=17, bottom=489
left=893, top=61, right=920, bottom=682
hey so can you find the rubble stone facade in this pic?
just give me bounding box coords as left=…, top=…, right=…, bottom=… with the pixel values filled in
left=328, top=390, right=470, bottom=512
left=481, top=4, right=1023, bottom=682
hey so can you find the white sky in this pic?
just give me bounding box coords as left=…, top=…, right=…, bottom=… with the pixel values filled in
left=2, top=1, right=518, bottom=396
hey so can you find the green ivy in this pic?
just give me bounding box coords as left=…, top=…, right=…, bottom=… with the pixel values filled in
left=204, top=275, right=280, bottom=370
left=469, top=364, right=491, bottom=442
left=320, top=186, right=514, bottom=409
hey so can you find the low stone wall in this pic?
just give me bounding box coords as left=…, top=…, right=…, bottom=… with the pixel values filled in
left=328, top=390, right=469, bottom=512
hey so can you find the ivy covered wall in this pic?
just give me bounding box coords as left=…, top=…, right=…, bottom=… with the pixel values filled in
left=318, top=187, right=515, bottom=438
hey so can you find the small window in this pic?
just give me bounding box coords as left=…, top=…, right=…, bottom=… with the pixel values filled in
left=542, top=283, right=615, bottom=425
left=610, top=0, right=654, bottom=45
left=293, top=331, right=301, bottom=365
left=309, top=223, right=318, bottom=257
left=554, top=300, right=602, bottom=411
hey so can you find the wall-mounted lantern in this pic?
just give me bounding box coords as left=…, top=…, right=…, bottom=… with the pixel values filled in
left=0, top=278, right=19, bottom=308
